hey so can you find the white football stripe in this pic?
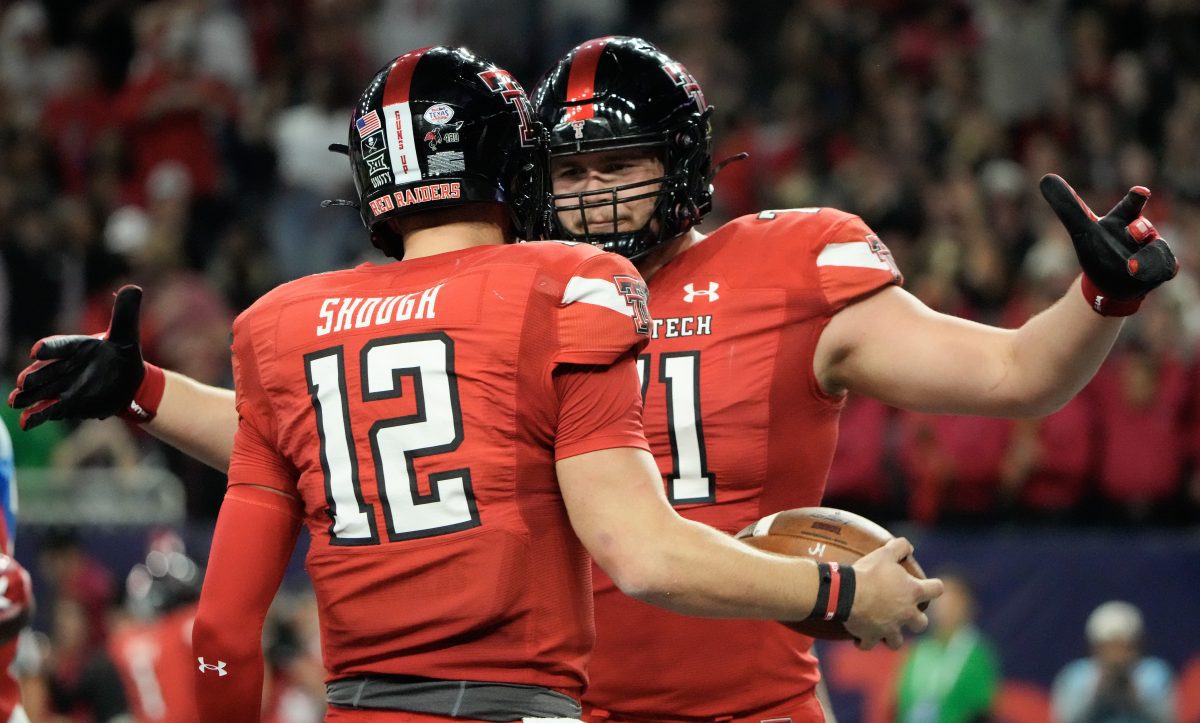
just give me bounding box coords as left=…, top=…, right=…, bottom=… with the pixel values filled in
left=383, top=102, right=422, bottom=183
left=561, top=276, right=632, bottom=317
left=751, top=511, right=781, bottom=537
left=816, top=241, right=892, bottom=271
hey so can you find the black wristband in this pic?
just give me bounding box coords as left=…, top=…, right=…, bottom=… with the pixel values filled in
left=809, top=563, right=832, bottom=621
left=834, top=566, right=855, bottom=623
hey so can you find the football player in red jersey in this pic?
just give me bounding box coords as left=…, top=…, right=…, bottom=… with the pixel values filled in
left=525, top=37, right=1176, bottom=723
left=11, top=47, right=939, bottom=722
left=108, top=532, right=202, bottom=723
left=0, top=416, right=34, bottom=723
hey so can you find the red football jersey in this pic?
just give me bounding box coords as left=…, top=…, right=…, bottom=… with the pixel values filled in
left=584, top=209, right=902, bottom=719
left=0, top=510, right=19, bottom=723
left=227, top=242, right=651, bottom=699
left=110, top=606, right=199, bottom=722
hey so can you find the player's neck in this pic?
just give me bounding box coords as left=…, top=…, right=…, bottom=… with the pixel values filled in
left=401, top=221, right=513, bottom=260
left=635, top=228, right=705, bottom=281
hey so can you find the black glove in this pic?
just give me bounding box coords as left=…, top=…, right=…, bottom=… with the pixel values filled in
left=8, top=285, right=148, bottom=430
left=1040, top=174, right=1178, bottom=316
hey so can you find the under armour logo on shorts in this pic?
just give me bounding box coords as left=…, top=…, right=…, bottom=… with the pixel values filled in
left=197, top=657, right=228, bottom=676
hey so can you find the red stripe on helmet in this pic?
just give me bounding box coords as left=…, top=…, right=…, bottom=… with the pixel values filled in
left=382, top=47, right=431, bottom=106
left=563, top=36, right=614, bottom=122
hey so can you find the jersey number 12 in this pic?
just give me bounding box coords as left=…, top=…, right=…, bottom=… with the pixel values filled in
left=306, top=332, right=480, bottom=545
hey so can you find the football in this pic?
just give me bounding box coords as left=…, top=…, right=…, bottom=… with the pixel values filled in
left=734, top=507, right=926, bottom=640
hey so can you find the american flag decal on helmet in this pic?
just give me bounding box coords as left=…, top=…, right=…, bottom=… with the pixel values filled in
left=355, top=110, right=381, bottom=136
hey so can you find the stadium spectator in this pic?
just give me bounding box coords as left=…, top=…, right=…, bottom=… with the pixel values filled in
left=1089, top=296, right=1190, bottom=524
left=267, top=66, right=360, bottom=281
left=1052, top=600, right=1176, bottom=723
left=114, top=3, right=238, bottom=206
left=41, top=597, right=127, bottom=721
left=893, top=570, right=1000, bottom=723
left=897, top=411, right=1014, bottom=525
left=36, top=528, right=115, bottom=649
left=824, top=395, right=899, bottom=524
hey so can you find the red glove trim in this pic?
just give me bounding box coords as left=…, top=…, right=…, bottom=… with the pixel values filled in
left=1080, top=275, right=1142, bottom=317
left=120, top=363, right=166, bottom=423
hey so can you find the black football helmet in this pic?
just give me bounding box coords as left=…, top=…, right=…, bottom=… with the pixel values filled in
left=344, top=47, right=547, bottom=257
left=531, top=36, right=713, bottom=260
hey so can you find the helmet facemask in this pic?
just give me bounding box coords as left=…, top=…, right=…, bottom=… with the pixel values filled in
left=545, top=109, right=712, bottom=261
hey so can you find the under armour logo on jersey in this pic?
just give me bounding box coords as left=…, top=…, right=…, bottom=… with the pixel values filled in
left=197, top=657, right=228, bottom=676
left=683, top=282, right=720, bottom=302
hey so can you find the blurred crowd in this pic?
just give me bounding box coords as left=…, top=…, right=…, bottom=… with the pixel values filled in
left=3, top=0, right=1200, bottom=527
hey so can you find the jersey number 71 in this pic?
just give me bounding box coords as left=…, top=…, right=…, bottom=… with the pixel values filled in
left=637, top=352, right=716, bottom=505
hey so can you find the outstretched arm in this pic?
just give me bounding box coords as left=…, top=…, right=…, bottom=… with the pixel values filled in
left=816, top=176, right=1177, bottom=418
left=8, top=285, right=239, bottom=471
left=191, top=307, right=306, bottom=722
left=817, top=279, right=1120, bottom=417
left=145, top=371, right=237, bottom=471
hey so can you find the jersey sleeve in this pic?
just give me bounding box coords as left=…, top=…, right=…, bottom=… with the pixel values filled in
left=553, top=352, right=651, bottom=461
left=555, top=252, right=651, bottom=365
left=814, top=213, right=903, bottom=313
left=192, top=484, right=300, bottom=722
left=227, top=311, right=296, bottom=494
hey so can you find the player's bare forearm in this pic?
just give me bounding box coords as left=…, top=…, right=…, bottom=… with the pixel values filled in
left=1005, top=276, right=1123, bottom=414
left=631, top=511, right=824, bottom=619
left=558, top=447, right=817, bottom=618
left=818, top=283, right=1120, bottom=418
left=558, top=447, right=936, bottom=629
left=145, top=370, right=237, bottom=471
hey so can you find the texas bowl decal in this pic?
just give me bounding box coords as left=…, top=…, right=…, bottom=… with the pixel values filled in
left=423, top=104, right=455, bottom=125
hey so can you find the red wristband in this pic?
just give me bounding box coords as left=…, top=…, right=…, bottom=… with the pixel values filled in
left=823, top=562, right=843, bottom=622
left=121, top=363, right=166, bottom=423
left=1080, top=275, right=1142, bottom=317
